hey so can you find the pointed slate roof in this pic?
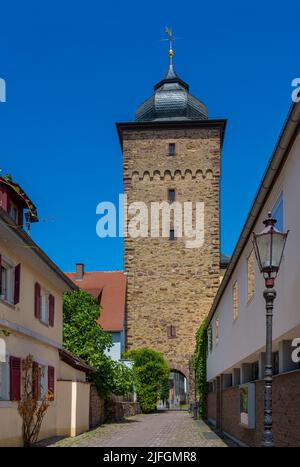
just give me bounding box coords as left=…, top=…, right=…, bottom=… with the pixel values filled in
left=135, top=60, right=208, bottom=122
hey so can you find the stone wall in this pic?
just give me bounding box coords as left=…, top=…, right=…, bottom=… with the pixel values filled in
left=89, top=386, right=141, bottom=427
left=207, top=370, right=300, bottom=447
left=122, top=126, right=222, bottom=391
left=89, top=385, right=105, bottom=428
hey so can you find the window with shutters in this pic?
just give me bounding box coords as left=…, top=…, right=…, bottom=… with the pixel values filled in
left=40, top=365, right=48, bottom=400
left=40, top=289, right=49, bottom=325
left=0, top=256, right=15, bottom=305
left=35, top=284, right=54, bottom=327
left=0, top=359, right=10, bottom=400
left=9, top=356, right=21, bottom=401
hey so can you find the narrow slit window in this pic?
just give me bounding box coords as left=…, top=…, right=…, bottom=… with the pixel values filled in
left=169, top=143, right=175, bottom=157
left=169, top=229, right=176, bottom=241
left=168, top=189, right=175, bottom=203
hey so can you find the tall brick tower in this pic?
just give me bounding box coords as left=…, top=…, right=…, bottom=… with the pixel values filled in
left=117, top=39, right=226, bottom=401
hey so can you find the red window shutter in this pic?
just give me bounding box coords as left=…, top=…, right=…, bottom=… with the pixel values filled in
left=49, top=294, right=55, bottom=327
left=34, top=282, right=41, bottom=319
left=0, top=254, right=2, bottom=296
left=32, top=361, right=40, bottom=400
left=14, top=264, right=21, bottom=305
left=48, top=366, right=55, bottom=400
left=10, top=356, right=21, bottom=401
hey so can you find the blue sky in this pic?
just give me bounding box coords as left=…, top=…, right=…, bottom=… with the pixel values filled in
left=0, top=1, right=299, bottom=272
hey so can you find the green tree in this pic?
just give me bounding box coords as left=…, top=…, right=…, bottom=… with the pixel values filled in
left=125, top=348, right=169, bottom=413
left=63, top=289, right=133, bottom=397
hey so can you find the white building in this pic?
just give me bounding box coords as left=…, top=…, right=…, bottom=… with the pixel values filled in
left=206, top=101, right=300, bottom=447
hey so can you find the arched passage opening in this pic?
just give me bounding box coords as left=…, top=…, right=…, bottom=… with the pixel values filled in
left=157, top=369, right=188, bottom=410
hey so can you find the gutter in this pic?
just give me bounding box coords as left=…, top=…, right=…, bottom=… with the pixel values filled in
left=207, top=101, right=300, bottom=325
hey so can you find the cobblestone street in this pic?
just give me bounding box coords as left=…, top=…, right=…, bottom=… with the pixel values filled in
left=46, top=411, right=227, bottom=447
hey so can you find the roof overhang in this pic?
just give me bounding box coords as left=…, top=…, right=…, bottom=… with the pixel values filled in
left=59, top=349, right=95, bottom=374
left=116, top=119, right=227, bottom=150
left=207, top=101, right=300, bottom=325
left=0, top=208, right=77, bottom=292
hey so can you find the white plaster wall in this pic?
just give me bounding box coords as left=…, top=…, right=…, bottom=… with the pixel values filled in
left=207, top=132, right=300, bottom=380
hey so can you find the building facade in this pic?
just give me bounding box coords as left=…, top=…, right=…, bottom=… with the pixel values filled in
left=0, top=176, right=92, bottom=446
left=206, top=102, right=300, bottom=447
left=117, top=49, right=227, bottom=395
left=66, top=265, right=126, bottom=361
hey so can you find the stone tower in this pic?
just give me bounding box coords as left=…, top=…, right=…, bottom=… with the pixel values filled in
left=117, top=43, right=226, bottom=398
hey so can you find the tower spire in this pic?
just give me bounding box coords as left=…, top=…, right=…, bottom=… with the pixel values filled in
left=165, top=27, right=174, bottom=65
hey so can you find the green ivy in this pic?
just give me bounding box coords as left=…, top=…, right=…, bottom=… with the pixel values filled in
left=194, top=318, right=208, bottom=419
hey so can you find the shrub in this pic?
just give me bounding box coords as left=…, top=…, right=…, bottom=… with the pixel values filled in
left=125, top=348, right=169, bottom=413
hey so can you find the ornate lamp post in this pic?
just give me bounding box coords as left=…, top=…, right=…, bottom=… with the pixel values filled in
left=252, top=212, right=289, bottom=447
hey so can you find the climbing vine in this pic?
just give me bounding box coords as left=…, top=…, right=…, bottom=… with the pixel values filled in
left=194, top=318, right=208, bottom=419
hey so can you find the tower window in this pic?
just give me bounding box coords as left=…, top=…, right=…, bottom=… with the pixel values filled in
left=169, top=229, right=176, bottom=241
left=169, top=143, right=175, bottom=157
left=168, top=189, right=175, bottom=203
left=167, top=325, right=176, bottom=338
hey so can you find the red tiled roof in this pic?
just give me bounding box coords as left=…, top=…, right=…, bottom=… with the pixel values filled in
left=65, top=271, right=126, bottom=332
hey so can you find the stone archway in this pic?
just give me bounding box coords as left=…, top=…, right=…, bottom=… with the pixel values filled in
left=167, top=368, right=189, bottom=410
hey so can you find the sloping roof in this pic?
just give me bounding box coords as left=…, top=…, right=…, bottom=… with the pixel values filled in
left=0, top=176, right=38, bottom=222
left=0, top=207, right=77, bottom=291
left=59, top=348, right=95, bottom=374
left=65, top=271, right=127, bottom=332
left=207, top=101, right=300, bottom=325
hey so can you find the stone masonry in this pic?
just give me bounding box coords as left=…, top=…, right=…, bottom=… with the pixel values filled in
left=119, top=123, right=224, bottom=392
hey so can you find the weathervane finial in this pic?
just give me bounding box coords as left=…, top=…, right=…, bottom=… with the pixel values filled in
left=165, top=27, right=174, bottom=64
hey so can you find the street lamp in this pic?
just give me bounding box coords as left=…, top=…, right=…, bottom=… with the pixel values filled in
left=252, top=212, right=289, bottom=447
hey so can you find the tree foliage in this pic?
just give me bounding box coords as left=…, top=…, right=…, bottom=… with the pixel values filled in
left=63, top=289, right=133, bottom=398
left=125, top=348, right=170, bottom=413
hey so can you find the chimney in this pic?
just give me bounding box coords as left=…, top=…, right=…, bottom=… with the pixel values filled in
left=75, top=263, right=84, bottom=281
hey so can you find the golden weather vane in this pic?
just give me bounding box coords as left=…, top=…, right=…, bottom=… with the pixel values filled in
left=161, top=27, right=175, bottom=64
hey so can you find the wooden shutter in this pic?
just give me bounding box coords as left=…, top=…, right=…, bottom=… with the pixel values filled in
left=34, top=282, right=41, bottom=319
left=48, top=294, right=55, bottom=327
left=48, top=366, right=55, bottom=400
left=32, top=361, right=40, bottom=400
left=9, top=356, right=21, bottom=401
left=14, top=264, right=21, bottom=305
left=0, top=254, right=2, bottom=296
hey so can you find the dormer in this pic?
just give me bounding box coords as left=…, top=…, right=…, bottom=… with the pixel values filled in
left=0, top=176, right=38, bottom=231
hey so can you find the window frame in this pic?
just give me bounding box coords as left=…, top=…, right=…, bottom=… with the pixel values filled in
left=233, top=280, right=238, bottom=321
left=0, top=256, right=15, bottom=305
left=168, top=143, right=176, bottom=157
left=272, top=192, right=284, bottom=232
left=215, top=316, right=219, bottom=346
left=247, top=250, right=255, bottom=303
left=40, top=288, right=50, bottom=326
left=0, top=356, right=10, bottom=401
left=168, top=188, right=176, bottom=203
